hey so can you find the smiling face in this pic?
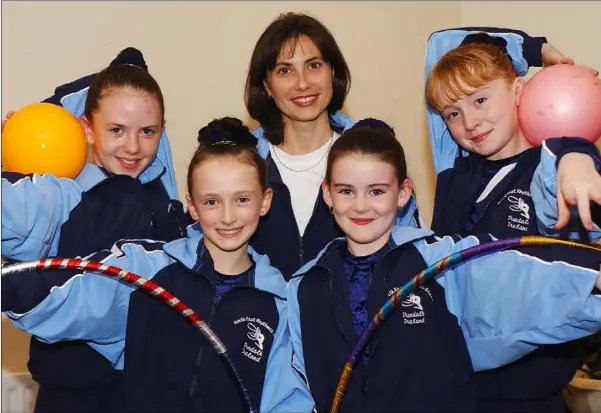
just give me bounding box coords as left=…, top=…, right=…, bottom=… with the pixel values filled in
left=264, top=35, right=334, bottom=128
left=440, top=77, right=525, bottom=160
left=323, top=153, right=411, bottom=256
left=81, top=87, right=163, bottom=177
left=426, top=42, right=531, bottom=160
left=186, top=157, right=272, bottom=256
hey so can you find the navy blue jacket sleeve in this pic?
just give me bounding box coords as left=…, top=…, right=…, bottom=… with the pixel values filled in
left=1, top=252, right=112, bottom=315
left=42, top=47, right=147, bottom=107
left=2, top=239, right=170, bottom=369
left=438, top=26, right=547, bottom=67
left=42, top=74, right=96, bottom=106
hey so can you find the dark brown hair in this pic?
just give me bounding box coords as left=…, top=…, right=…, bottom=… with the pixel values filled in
left=84, top=48, right=165, bottom=121
left=187, top=117, right=268, bottom=195
left=245, top=12, right=351, bottom=145
left=325, top=119, right=407, bottom=184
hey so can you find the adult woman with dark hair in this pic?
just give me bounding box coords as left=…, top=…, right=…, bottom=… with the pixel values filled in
left=244, top=12, right=422, bottom=279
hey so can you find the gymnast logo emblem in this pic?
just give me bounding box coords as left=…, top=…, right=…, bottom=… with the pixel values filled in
left=507, top=195, right=530, bottom=220
left=401, top=293, right=423, bottom=311
left=233, top=317, right=274, bottom=363
left=502, top=189, right=531, bottom=233
left=247, top=323, right=265, bottom=350
left=396, top=290, right=432, bottom=325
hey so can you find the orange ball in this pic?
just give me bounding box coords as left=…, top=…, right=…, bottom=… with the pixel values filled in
left=2, top=103, right=87, bottom=179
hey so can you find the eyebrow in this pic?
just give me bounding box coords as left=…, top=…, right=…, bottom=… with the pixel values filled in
left=442, top=86, right=493, bottom=110
left=200, top=190, right=255, bottom=198
left=332, top=183, right=392, bottom=188
left=105, top=123, right=160, bottom=129
left=275, top=56, right=323, bottom=67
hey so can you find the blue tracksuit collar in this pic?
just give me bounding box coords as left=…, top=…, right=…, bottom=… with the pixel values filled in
left=163, top=232, right=287, bottom=298
left=74, top=163, right=166, bottom=191
left=291, top=225, right=435, bottom=278
left=389, top=225, right=434, bottom=246
left=253, top=111, right=355, bottom=159
left=74, top=163, right=113, bottom=191
left=253, top=111, right=354, bottom=186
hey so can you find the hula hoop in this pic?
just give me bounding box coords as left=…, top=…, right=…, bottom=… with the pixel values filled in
left=1, top=257, right=257, bottom=413
left=330, top=235, right=601, bottom=413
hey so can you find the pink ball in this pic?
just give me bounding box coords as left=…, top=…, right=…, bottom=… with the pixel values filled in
left=518, top=64, right=601, bottom=146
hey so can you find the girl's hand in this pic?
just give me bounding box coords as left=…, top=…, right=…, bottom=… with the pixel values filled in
left=555, top=153, right=601, bottom=231
left=541, top=43, right=599, bottom=76
left=1, top=111, right=16, bottom=131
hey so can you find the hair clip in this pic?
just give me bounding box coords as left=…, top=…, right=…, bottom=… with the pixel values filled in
left=211, top=140, right=237, bottom=146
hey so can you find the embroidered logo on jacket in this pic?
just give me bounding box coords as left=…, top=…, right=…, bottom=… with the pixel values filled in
left=499, top=189, right=531, bottom=232
left=388, top=286, right=433, bottom=325
left=233, top=317, right=274, bottom=363
left=401, top=293, right=423, bottom=311
left=247, top=323, right=265, bottom=350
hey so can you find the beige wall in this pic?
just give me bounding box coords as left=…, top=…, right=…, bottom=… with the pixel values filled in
left=1, top=0, right=459, bottom=378
left=1, top=1, right=600, bottom=378
left=460, top=1, right=601, bottom=151
left=461, top=1, right=601, bottom=79
left=1, top=1, right=460, bottom=226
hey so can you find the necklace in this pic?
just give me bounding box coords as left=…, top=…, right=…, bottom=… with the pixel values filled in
left=270, top=136, right=335, bottom=173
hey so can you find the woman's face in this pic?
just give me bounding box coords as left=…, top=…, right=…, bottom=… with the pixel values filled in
left=81, top=87, right=163, bottom=178
left=264, top=35, right=334, bottom=128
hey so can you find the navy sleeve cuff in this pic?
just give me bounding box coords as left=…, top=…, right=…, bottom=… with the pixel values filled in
left=42, top=73, right=96, bottom=106
left=430, top=27, right=547, bottom=68
left=1, top=269, right=79, bottom=314
left=545, top=137, right=601, bottom=171
left=42, top=47, right=147, bottom=106
left=523, top=36, right=547, bottom=68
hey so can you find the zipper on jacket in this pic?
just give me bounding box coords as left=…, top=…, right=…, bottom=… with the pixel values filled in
left=278, top=183, right=303, bottom=264
left=324, top=262, right=373, bottom=410
left=327, top=272, right=352, bottom=346
left=316, top=242, right=400, bottom=346
left=466, top=157, right=525, bottom=232
left=298, top=190, right=323, bottom=267
left=169, top=201, right=187, bottom=237
left=187, top=284, right=282, bottom=398
left=366, top=244, right=405, bottom=363
left=189, top=285, right=219, bottom=397
left=314, top=242, right=401, bottom=405
left=467, top=172, right=515, bottom=232
left=467, top=196, right=495, bottom=232
left=279, top=182, right=321, bottom=267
